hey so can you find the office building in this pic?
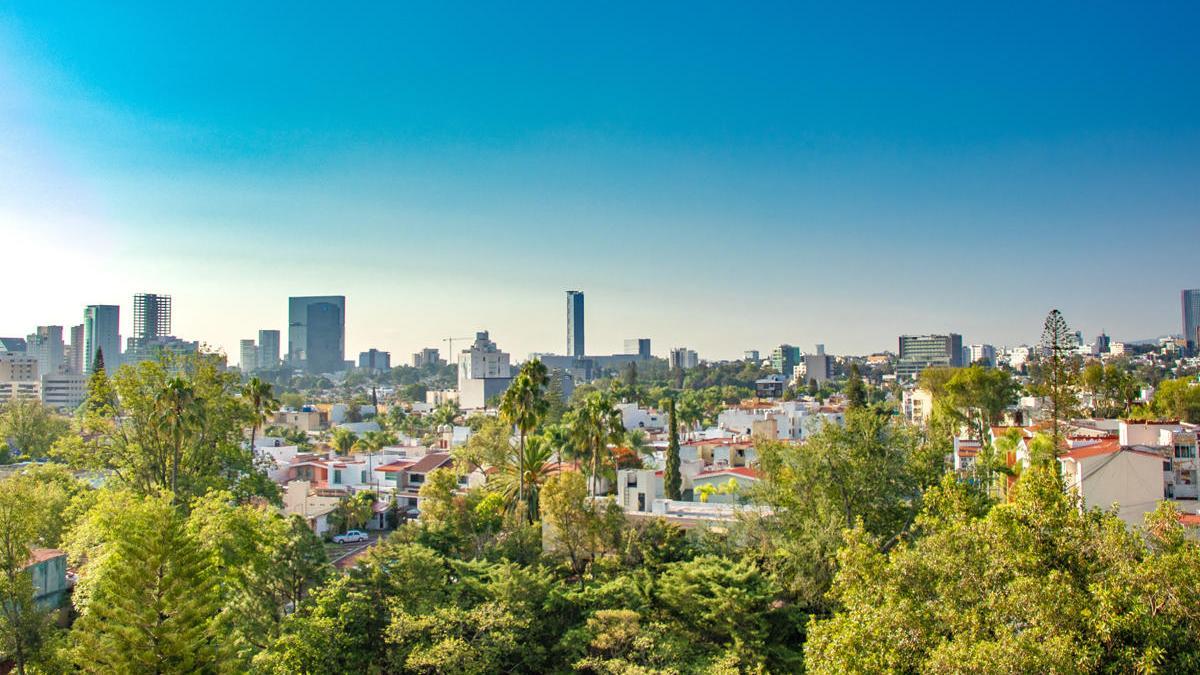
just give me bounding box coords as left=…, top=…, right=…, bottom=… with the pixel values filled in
left=287, top=296, right=346, bottom=373
left=240, top=340, right=259, bottom=372
left=770, top=344, right=802, bottom=380
left=744, top=350, right=760, bottom=362
left=1184, top=289, right=1200, bottom=355
left=67, top=324, right=84, bottom=375
left=0, top=337, right=27, bottom=353
left=133, top=293, right=172, bottom=346
left=257, top=330, right=281, bottom=369
left=412, top=348, right=443, bottom=368
left=897, top=333, right=963, bottom=379
left=0, top=352, right=39, bottom=382
left=623, top=338, right=651, bottom=359
left=1095, top=332, right=1111, bottom=355
left=803, top=344, right=832, bottom=383
left=669, top=347, right=699, bottom=370
left=40, top=373, right=87, bottom=411
left=566, top=291, right=585, bottom=357
left=26, top=326, right=65, bottom=378
left=83, top=305, right=121, bottom=373
left=968, top=344, right=997, bottom=366
left=359, top=349, right=391, bottom=371
left=457, top=331, right=513, bottom=409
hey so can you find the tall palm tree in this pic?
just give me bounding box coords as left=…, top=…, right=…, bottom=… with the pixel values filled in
left=354, top=430, right=397, bottom=490
left=157, top=377, right=200, bottom=499
left=241, top=377, right=280, bottom=454
left=491, top=436, right=556, bottom=521
left=542, top=423, right=572, bottom=468
left=330, top=428, right=358, bottom=456
left=568, top=390, right=625, bottom=496
left=499, top=359, right=549, bottom=521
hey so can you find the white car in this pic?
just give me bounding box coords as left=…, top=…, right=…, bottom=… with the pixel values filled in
left=331, top=529, right=369, bottom=544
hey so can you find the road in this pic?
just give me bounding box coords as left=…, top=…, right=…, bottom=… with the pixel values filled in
left=326, top=532, right=384, bottom=569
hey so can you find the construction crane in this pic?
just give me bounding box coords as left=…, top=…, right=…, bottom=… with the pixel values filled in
left=442, top=336, right=473, bottom=366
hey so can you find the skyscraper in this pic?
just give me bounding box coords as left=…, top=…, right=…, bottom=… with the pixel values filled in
left=83, top=305, right=120, bottom=373
left=133, top=293, right=172, bottom=345
left=257, top=329, right=281, bottom=370
left=68, top=324, right=85, bottom=374
left=1183, top=289, right=1200, bottom=355
left=239, top=339, right=259, bottom=372
left=897, top=333, right=963, bottom=379
left=566, top=290, right=585, bottom=357
left=771, top=344, right=801, bottom=379
left=26, top=326, right=65, bottom=378
left=624, top=338, right=651, bottom=359
left=288, top=296, right=346, bottom=373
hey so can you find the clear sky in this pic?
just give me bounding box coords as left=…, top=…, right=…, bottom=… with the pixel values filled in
left=2, top=2, right=1198, bottom=362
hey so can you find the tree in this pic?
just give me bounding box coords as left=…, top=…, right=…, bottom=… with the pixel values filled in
left=0, top=478, right=57, bottom=675
left=804, top=467, right=1200, bottom=673
left=1033, top=309, right=1081, bottom=448
left=451, top=417, right=513, bottom=474
left=0, top=399, right=70, bottom=462
left=942, top=365, right=1020, bottom=440
left=540, top=471, right=622, bottom=576
left=566, top=391, right=625, bottom=496
left=664, top=398, right=682, bottom=500
left=490, top=436, right=556, bottom=521
left=66, top=490, right=220, bottom=673
left=499, top=359, right=549, bottom=522
left=331, top=491, right=377, bottom=533
left=242, top=377, right=280, bottom=453
left=330, top=427, right=358, bottom=456
left=1147, top=377, right=1200, bottom=423
left=844, top=364, right=867, bottom=410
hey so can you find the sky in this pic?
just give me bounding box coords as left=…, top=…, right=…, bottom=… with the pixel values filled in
left=2, top=2, right=1199, bottom=363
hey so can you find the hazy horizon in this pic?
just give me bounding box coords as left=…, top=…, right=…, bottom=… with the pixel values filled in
left=3, top=3, right=1198, bottom=360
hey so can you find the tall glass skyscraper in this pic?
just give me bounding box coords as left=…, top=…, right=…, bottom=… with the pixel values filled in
left=566, top=290, right=585, bottom=357
left=257, top=329, right=281, bottom=369
left=83, top=304, right=120, bottom=373
left=133, top=293, right=172, bottom=344
left=288, top=296, right=345, bottom=373
left=1184, top=289, right=1200, bottom=355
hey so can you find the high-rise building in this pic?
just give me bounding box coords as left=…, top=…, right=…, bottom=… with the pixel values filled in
left=68, top=324, right=85, bottom=375
left=26, top=326, right=65, bottom=378
left=770, top=344, right=802, bottom=379
left=0, top=337, right=27, bottom=353
left=897, top=333, right=963, bottom=379
left=968, top=344, right=997, bottom=366
left=458, top=331, right=513, bottom=409
left=623, top=338, right=651, bottom=359
left=359, top=349, right=391, bottom=371
left=566, top=291, right=585, bottom=357
left=83, top=305, right=121, bottom=373
left=239, top=339, right=259, bottom=372
left=257, top=330, right=281, bottom=370
left=1183, top=289, right=1200, bottom=355
left=412, top=348, right=443, bottom=368
left=803, top=344, right=832, bottom=383
left=133, top=293, right=172, bottom=345
left=287, top=296, right=346, bottom=373
left=744, top=350, right=760, bottom=362
left=669, top=347, right=699, bottom=370
left=1095, top=332, right=1111, bottom=355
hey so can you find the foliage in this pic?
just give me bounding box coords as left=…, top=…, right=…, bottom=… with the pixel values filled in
left=566, top=391, right=625, bottom=495
left=1145, top=377, right=1200, bottom=423
left=0, top=399, right=71, bottom=462
left=1031, top=308, right=1082, bottom=447
left=1081, top=361, right=1140, bottom=417
left=540, top=472, right=623, bottom=576
left=499, top=359, right=550, bottom=521
left=0, top=476, right=60, bottom=674
left=844, top=363, right=867, bottom=410
left=664, top=398, right=682, bottom=501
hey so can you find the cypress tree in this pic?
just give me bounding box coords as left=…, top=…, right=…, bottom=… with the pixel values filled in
left=845, top=363, right=867, bottom=410
left=664, top=398, right=682, bottom=500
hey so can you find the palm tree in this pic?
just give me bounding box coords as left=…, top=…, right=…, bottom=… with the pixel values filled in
left=332, top=490, right=376, bottom=533
left=354, top=430, right=396, bottom=490
left=429, top=400, right=462, bottom=428
left=625, top=429, right=651, bottom=459
left=499, top=359, right=549, bottom=521
left=542, top=423, right=572, bottom=468
left=330, top=427, right=358, bottom=456
left=568, top=390, right=625, bottom=496
left=491, top=436, right=556, bottom=521
left=157, top=377, right=200, bottom=499
left=241, top=377, right=280, bottom=454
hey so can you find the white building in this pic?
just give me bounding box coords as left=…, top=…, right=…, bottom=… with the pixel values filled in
left=1059, top=438, right=1165, bottom=528
left=457, top=331, right=513, bottom=409
left=617, top=403, right=667, bottom=431
left=40, top=374, right=87, bottom=411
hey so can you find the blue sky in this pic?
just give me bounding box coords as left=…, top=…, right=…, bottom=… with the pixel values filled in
left=2, top=2, right=1198, bottom=361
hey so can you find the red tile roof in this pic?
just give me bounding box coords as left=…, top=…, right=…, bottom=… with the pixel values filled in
left=376, top=460, right=416, bottom=473
left=25, top=548, right=65, bottom=567
left=407, top=452, right=452, bottom=474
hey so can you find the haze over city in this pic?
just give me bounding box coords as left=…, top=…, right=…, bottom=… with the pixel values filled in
left=4, top=2, right=1199, bottom=358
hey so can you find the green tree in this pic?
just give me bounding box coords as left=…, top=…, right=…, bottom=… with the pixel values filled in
left=664, top=398, right=682, bottom=500
left=844, top=363, right=867, bottom=410
left=942, top=365, right=1020, bottom=440
left=566, top=391, right=625, bottom=496
left=331, top=491, right=377, bottom=533
left=329, top=427, right=358, bottom=456
left=540, top=471, right=622, bottom=576
left=242, top=376, right=280, bottom=453
left=0, top=399, right=70, bottom=462
left=0, top=478, right=58, bottom=675
left=1147, top=377, right=1200, bottom=423
left=499, top=359, right=550, bottom=522
left=1032, top=309, right=1082, bottom=448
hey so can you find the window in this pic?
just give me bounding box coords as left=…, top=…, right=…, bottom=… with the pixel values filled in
left=1176, top=445, right=1197, bottom=459
left=361, top=470, right=367, bottom=483
left=333, top=469, right=342, bottom=484
left=409, top=473, right=424, bottom=485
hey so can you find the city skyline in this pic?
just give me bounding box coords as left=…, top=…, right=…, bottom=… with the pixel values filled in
left=3, top=3, right=1199, bottom=358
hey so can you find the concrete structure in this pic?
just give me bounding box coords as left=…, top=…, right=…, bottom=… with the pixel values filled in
left=40, top=373, right=87, bottom=411
left=68, top=324, right=84, bottom=374
left=803, top=344, right=832, bottom=383
left=257, top=329, right=281, bottom=369
left=0, top=337, right=26, bottom=353
left=83, top=304, right=120, bottom=373
left=288, top=295, right=346, bottom=373
left=744, top=350, right=760, bottom=362
left=25, top=548, right=70, bottom=609
left=566, top=290, right=585, bottom=357
left=26, top=326, right=65, bottom=378
left=624, top=338, right=651, bottom=359
left=240, top=339, right=259, bottom=371
left=0, top=352, right=39, bottom=382
left=358, top=348, right=391, bottom=371
left=968, top=344, right=997, bottom=366
left=132, top=293, right=172, bottom=349
left=457, top=331, right=513, bottom=409
left=1059, top=438, right=1165, bottom=528
left=897, top=333, right=963, bottom=379
left=123, top=336, right=201, bottom=366
left=0, top=381, right=40, bottom=404
left=669, top=347, right=699, bottom=370
left=1184, top=289, right=1200, bottom=355
left=771, top=344, right=801, bottom=380
left=412, top=347, right=443, bottom=368
left=903, top=388, right=935, bottom=426
left=755, top=374, right=786, bottom=398
left=273, top=408, right=329, bottom=432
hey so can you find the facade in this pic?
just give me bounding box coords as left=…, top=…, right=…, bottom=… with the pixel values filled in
left=624, top=338, right=651, bottom=359
left=803, top=344, right=832, bottom=383
left=41, top=373, right=87, bottom=411
left=68, top=324, right=84, bottom=374
left=412, top=347, right=443, bottom=368
left=0, top=381, right=41, bottom=404
left=744, top=350, right=760, bottom=362
left=897, top=333, right=963, bottom=379
left=755, top=374, right=787, bottom=398
left=669, top=347, right=699, bottom=370
left=566, top=290, right=585, bottom=357
left=26, top=549, right=70, bottom=609
left=240, top=339, right=259, bottom=371
left=1059, top=441, right=1165, bottom=528
left=458, top=331, right=513, bottom=409
left=1184, top=289, right=1200, bottom=355
left=902, top=388, right=935, bottom=426
left=0, top=352, right=39, bottom=382
left=968, top=343, right=997, bottom=366
left=132, top=293, right=172, bottom=349
left=26, top=326, right=65, bottom=378
left=83, top=304, right=121, bottom=373
left=359, top=348, right=392, bottom=371
left=771, top=344, right=801, bottom=380
left=123, top=336, right=200, bottom=366
left=0, top=337, right=26, bottom=353
left=287, top=296, right=346, bottom=373
left=257, top=329, right=281, bottom=369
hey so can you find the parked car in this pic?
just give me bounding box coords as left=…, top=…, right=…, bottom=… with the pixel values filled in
left=331, top=529, right=369, bottom=544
